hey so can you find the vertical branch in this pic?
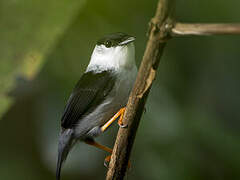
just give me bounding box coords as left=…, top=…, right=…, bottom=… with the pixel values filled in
left=106, top=0, right=175, bottom=179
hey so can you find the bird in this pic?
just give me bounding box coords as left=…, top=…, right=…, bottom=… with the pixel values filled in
left=56, top=32, right=137, bottom=180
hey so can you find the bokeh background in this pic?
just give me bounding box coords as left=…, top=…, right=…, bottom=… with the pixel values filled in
left=1, top=0, right=240, bottom=179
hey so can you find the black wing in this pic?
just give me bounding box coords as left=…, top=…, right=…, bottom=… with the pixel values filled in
left=61, top=70, right=116, bottom=129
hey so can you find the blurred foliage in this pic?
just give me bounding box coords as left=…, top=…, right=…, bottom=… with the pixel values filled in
left=0, top=0, right=84, bottom=117
left=0, top=0, right=240, bottom=180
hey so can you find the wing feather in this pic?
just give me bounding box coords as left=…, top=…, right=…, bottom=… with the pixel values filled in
left=61, top=70, right=116, bottom=129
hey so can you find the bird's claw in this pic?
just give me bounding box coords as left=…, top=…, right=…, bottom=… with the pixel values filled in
left=104, top=160, right=109, bottom=168
left=104, top=155, right=131, bottom=170
left=118, top=123, right=128, bottom=128
left=104, top=155, right=111, bottom=168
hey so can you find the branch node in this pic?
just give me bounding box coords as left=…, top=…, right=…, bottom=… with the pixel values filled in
left=147, top=18, right=174, bottom=43
left=147, top=18, right=161, bottom=37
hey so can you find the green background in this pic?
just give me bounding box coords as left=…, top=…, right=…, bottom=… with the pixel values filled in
left=0, top=0, right=240, bottom=179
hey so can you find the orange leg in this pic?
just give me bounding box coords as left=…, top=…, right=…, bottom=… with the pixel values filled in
left=84, top=139, right=112, bottom=153
left=84, top=139, right=131, bottom=168
left=85, top=108, right=129, bottom=168
left=101, top=107, right=127, bottom=132
left=84, top=139, right=113, bottom=167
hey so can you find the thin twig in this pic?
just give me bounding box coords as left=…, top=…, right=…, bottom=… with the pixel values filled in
left=105, top=0, right=175, bottom=179
left=171, top=23, right=240, bottom=36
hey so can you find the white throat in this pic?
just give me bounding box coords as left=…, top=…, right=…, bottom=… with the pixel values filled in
left=86, top=42, right=135, bottom=73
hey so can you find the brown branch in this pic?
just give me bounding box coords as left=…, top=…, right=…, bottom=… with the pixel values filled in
left=106, top=0, right=175, bottom=179
left=171, top=23, right=240, bottom=36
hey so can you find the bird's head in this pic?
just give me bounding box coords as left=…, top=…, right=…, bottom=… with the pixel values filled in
left=96, top=32, right=135, bottom=48
left=87, top=32, right=136, bottom=72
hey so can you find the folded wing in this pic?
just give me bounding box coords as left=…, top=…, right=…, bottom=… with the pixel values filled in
left=61, top=70, right=116, bottom=129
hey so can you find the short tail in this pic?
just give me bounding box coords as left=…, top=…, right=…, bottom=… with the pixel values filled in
left=56, top=129, right=74, bottom=180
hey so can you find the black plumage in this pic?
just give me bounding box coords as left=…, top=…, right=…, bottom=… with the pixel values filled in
left=97, top=32, right=132, bottom=47
left=61, top=70, right=116, bottom=129
left=56, top=70, right=116, bottom=180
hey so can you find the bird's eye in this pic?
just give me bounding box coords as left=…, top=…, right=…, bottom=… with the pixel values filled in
left=105, top=41, right=112, bottom=48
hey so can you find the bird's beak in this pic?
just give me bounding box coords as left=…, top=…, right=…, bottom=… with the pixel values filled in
left=119, top=36, right=135, bottom=45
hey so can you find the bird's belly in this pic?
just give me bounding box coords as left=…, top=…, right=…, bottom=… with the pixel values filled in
left=74, top=91, right=128, bottom=139
left=74, top=67, right=137, bottom=140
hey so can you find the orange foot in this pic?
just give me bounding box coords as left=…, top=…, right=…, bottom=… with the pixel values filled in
left=101, top=107, right=128, bottom=132
left=117, top=108, right=128, bottom=128
left=104, top=155, right=131, bottom=170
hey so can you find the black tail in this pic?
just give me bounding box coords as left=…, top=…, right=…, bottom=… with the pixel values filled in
left=56, top=129, right=74, bottom=180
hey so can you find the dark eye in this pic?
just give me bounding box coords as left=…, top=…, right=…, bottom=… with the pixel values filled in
left=105, top=41, right=112, bottom=48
